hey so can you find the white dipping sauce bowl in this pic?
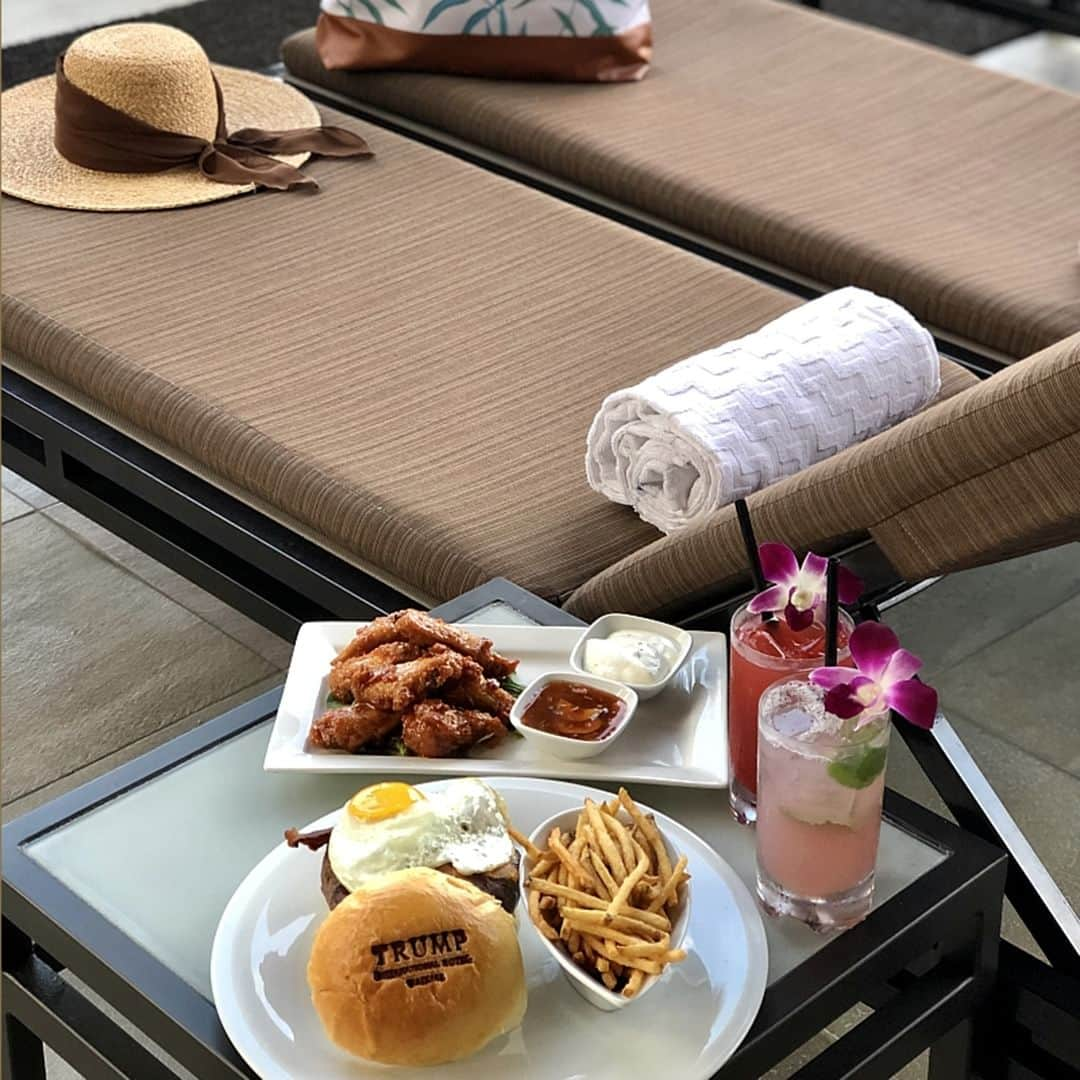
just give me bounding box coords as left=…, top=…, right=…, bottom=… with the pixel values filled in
left=569, top=614, right=693, bottom=701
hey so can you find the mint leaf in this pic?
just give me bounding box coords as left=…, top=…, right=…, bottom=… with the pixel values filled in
left=827, top=746, right=887, bottom=790
left=501, top=676, right=526, bottom=697
left=325, top=693, right=348, bottom=709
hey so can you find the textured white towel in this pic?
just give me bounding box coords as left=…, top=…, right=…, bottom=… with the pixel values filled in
left=586, top=287, right=940, bottom=533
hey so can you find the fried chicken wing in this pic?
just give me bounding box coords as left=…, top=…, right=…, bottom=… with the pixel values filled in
left=443, top=661, right=514, bottom=719
left=395, top=609, right=519, bottom=679
left=401, top=700, right=507, bottom=758
left=327, top=641, right=426, bottom=702
left=331, top=612, right=407, bottom=665
left=309, top=703, right=403, bottom=752
left=353, top=645, right=468, bottom=712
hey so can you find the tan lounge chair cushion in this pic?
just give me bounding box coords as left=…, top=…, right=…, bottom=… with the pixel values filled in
left=567, top=332, right=1080, bottom=620
left=282, top=0, right=1080, bottom=361
left=7, top=103, right=974, bottom=606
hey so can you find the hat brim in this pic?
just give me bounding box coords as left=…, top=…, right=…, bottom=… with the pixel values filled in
left=1, top=65, right=320, bottom=212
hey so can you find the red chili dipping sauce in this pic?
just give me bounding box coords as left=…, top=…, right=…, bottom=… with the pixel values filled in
left=521, top=681, right=626, bottom=741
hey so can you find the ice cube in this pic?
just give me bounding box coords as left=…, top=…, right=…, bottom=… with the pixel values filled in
left=781, top=765, right=859, bottom=827
left=773, top=706, right=813, bottom=738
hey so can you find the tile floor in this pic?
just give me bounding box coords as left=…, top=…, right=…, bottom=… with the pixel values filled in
left=4, top=465, right=1078, bottom=1080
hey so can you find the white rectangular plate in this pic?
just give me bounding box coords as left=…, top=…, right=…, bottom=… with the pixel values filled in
left=264, top=623, right=728, bottom=787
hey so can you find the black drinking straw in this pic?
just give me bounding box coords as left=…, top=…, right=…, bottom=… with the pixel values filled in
left=735, top=499, right=776, bottom=624
left=824, top=558, right=839, bottom=667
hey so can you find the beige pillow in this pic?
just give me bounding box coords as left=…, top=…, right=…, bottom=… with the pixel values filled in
left=316, top=0, right=652, bottom=81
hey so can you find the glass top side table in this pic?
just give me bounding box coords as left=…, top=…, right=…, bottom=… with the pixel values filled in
left=3, top=579, right=1006, bottom=1080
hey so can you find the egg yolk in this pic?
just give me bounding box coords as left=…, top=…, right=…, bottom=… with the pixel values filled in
left=348, top=782, right=425, bottom=823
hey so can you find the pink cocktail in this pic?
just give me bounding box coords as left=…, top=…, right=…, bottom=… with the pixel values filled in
left=755, top=678, right=890, bottom=930
left=728, top=603, right=852, bottom=824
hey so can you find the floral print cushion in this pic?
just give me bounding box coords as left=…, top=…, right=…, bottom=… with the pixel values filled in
left=316, top=0, right=652, bottom=81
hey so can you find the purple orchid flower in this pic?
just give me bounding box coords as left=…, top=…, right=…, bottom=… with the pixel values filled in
left=748, top=542, right=863, bottom=630
left=810, top=621, right=938, bottom=729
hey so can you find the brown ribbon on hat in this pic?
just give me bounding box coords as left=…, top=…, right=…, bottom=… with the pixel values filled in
left=52, top=55, right=372, bottom=191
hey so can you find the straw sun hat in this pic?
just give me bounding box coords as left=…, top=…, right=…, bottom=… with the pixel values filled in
left=1, top=22, right=371, bottom=212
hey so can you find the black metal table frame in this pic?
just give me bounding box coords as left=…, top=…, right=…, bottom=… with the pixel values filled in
left=4, top=579, right=1008, bottom=1080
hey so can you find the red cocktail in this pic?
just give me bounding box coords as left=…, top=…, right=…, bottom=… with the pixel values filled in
left=728, top=602, right=852, bottom=823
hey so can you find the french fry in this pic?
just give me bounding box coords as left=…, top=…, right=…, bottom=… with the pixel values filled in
left=601, top=972, right=618, bottom=990
left=596, top=956, right=610, bottom=973
left=508, top=824, right=543, bottom=862
left=528, top=888, right=558, bottom=940
left=587, top=847, right=620, bottom=900
left=648, top=855, right=689, bottom=913
left=585, top=800, right=627, bottom=880
left=531, top=853, right=558, bottom=879
left=603, top=809, right=637, bottom=871
left=594, top=940, right=664, bottom=974
left=623, top=970, right=645, bottom=998
left=618, top=788, right=673, bottom=881
left=528, top=878, right=607, bottom=908
left=605, top=852, right=650, bottom=922
left=562, top=918, right=663, bottom=948
left=561, top=906, right=669, bottom=936
left=617, top=940, right=671, bottom=958
left=549, top=829, right=597, bottom=888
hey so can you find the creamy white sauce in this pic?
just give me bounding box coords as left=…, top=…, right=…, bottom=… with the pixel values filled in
left=583, top=630, right=677, bottom=685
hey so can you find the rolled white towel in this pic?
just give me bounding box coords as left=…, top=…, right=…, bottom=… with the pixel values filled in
left=586, top=287, right=940, bottom=534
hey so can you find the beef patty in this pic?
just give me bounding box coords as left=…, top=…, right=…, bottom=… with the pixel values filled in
left=320, top=848, right=521, bottom=914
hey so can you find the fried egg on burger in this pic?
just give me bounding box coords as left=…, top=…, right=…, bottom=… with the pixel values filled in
left=287, top=778, right=520, bottom=913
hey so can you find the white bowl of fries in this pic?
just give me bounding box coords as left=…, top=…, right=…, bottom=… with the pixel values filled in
left=518, top=788, right=691, bottom=1011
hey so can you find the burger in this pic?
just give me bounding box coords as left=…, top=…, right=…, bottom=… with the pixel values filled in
left=285, top=778, right=521, bottom=913
left=307, top=866, right=526, bottom=1066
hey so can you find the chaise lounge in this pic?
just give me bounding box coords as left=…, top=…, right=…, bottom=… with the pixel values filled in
left=4, top=99, right=1077, bottom=632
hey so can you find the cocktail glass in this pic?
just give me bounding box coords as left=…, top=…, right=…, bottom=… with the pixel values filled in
left=755, top=678, right=890, bottom=930
left=727, top=603, right=853, bottom=824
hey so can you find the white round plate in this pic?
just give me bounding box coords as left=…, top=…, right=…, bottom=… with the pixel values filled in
left=211, top=777, right=768, bottom=1080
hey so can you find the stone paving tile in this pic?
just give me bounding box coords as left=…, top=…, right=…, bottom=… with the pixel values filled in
left=3, top=672, right=283, bottom=818
left=886, top=711, right=1080, bottom=949
left=2, top=486, right=34, bottom=523
left=1, top=514, right=276, bottom=802
left=931, top=596, right=1080, bottom=777
left=2, top=465, right=58, bottom=509
left=762, top=1032, right=836, bottom=1079
left=42, top=502, right=294, bottom=671
left=886, top=544, right=1080, bottom=679
left=762, top=1028, right=925, bottom=1079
